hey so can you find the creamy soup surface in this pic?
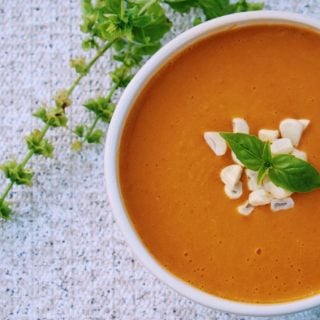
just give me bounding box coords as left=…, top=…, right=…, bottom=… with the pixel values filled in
left=119, top=24, right=320, bottom=303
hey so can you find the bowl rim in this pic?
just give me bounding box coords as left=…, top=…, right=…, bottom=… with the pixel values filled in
left=104, top=10, right=320, bottom=316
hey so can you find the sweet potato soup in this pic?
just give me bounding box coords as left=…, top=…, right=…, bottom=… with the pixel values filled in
left=119, top=24, right=320, bottom=303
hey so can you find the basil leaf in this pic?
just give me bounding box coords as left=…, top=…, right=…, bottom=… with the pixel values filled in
left=257, top=142, right=272, bottom=183
left=198, top=0, right=264, bottom=19
left=230, top=0, right=264, bottom=13
left=164, top=0, right=195, bottom=13
left=104, top=0, right=122, bottom=16
left=257, top=166, right=268, bottom=184
left=262, top=142, right=272, bottom=164
left=220, top=133, right=267, bottom=171
left=269, top=155, right=320, bottom=192
left=198, top=0, right=230, bottom=18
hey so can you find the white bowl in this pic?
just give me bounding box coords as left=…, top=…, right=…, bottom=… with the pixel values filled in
left=105, top=11, right=320, bottom=316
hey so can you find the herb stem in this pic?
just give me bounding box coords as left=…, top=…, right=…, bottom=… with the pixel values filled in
left=0, top=182, right=14, bottom=205
left=106, top=83, right=119, bottom=102
left=19, top=151, right=34, bottom=169
left=67, top=39, right=117, bottom=96
left=84, top=82, right=119, bottom=141
left=0, top=39, right=117, bottom=212
left=86, top=116, right=100, bottom=138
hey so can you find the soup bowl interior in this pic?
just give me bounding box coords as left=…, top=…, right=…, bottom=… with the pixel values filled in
left=105, top=11, right=320, bottom=316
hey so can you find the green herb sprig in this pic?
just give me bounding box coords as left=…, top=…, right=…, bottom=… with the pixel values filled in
left=164, top=0, right=264, bottom=23
left=220, top=133, right=320, bottom=193
left=0, top=0, right=264, bottom=220
left=72, top=0, right=172, bottom=148
left=0, top=41, right=115, bottom=219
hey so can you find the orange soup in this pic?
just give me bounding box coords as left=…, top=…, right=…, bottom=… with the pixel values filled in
left=119, top=24, right=320, bottom=303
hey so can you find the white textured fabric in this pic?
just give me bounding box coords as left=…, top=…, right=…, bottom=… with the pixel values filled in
left=1, top=1, right=320, bottom=319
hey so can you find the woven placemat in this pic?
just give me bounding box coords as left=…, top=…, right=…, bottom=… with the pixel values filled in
left=1, top=0, right=320, bottom=319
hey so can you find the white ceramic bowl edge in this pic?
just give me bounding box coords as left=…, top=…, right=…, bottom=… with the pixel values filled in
left=105, top=11, right=320, bottom=316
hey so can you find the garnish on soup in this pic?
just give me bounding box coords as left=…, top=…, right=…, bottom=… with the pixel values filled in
left=204, top=118, right=320, bottom=215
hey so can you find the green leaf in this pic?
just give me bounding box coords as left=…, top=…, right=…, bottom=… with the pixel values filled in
left=132, top=15, right=152, bottom=28
left=86, top=129, right=104, bottom=144
left=190, top=0, right=264, bottom=20
left=104, top=0, right=122, bottom=16
left=81, top=38, right=98, bottom=50
left=25, top=130, right=54, bottom=158
left=246, top=2, right=264, bottom=11
left=164, top=0, right=196, bottom=13
left=113, top=42, right=144, bottom=67
left=33, top=107, right=47, bottom=122
left=1, top=161, right=33, bottom=186
left=134, top=42, right=161, bottom=55
left=198, top=0, right=230, bottom=19
left=131, top=2, right=172, bottom=44
left=33, top=106, right=68, bottom=128
left=84, top=98, right=115, bottom=123
left=110, top=66, right=132, bottom=88
left=262, top=141, right=272, bottom=164
left=257, top=166, right=268, bottom=184
left=193, top=17, right=203, bottom=26
left=80, top=0, right=172, bottom=54
left=0, top=201, right=12, bottom=220
left=220, top=133, right=267, bottom=171
left=70, top=57, right=88, bottom=75
left=82, top=0, right=94, bottom=14
left=269, top=155, right=320, bottom=193
left=113, top=39, right=127, bottom=51
left=74, top=125, right=85, bottom=138
left=80, top=13, right=97, bottom=33
left=230, top=0, right=264, bottom=13
left=256, top=142, right=272, bottom=183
